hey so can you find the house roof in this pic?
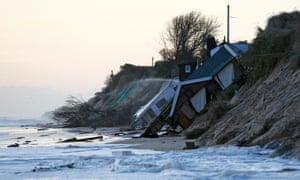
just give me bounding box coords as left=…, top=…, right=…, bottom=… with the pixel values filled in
left=185, top=44, right=238, bottom=81
left=169, top=44, right=242, bottom=117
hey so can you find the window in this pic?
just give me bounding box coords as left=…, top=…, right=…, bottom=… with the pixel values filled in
left=156, top=98, right=167, bottom=109
left=185, top=65, right=191, bottom=73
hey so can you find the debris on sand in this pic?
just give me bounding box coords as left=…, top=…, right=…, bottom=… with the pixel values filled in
left=58, top=136, right=103, bottom=143
left=8, top=143, right=20, bottom=147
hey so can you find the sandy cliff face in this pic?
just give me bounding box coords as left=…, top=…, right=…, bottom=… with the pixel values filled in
left=194, top=59, right=300, bottom=158
left=189, top=11, right=300, bottom=159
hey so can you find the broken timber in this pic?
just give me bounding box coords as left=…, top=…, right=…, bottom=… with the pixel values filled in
left=59, top=135, right=103, bottom=143
left=141, top=103, right=171, bottom=137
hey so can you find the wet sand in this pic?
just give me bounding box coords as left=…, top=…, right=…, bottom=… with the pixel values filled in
left=1, top=121, right=187, bottom=152
left=108, top=135, right=186, bottom=151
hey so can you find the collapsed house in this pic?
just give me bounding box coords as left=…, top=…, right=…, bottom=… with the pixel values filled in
left=168, top=44, right=246, bottom=130
left=131, top=43, right=248, bottom=137
left=130, top=79, right=179, bottom=133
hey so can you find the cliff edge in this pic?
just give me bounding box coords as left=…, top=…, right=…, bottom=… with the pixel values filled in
left=188, top=11, right=300, bottom=159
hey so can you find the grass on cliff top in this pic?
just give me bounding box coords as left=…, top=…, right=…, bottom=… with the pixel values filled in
left=242, top=11, right=300, bottom=81
left=103, top=62, right=177, bottom=93
left=185, top=11, right=300, bottom=140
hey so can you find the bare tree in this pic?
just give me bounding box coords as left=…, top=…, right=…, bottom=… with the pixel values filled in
left=161, top=11, right=219, bottom=63
left=159, top=48, right=175, bottom=61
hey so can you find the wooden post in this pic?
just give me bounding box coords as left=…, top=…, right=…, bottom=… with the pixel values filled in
left=227, top=5, right=230, bottom=43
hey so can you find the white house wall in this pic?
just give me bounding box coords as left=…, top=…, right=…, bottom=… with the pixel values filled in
left=190, top=88, right=206, bottom=113
left=133, top=85, right=177, bottom=128
left=214, top=63, right=234, bottom=89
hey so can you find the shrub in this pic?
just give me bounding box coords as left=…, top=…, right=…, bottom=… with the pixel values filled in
left=208, top=101, right=233, bottom=122
left=243, top=31, right=290, bottom=81
left=290, top=54, right=300, bottom=70
left=223, top=84, right=240, bottom=100
left=243, top=11, right=300, bottom=81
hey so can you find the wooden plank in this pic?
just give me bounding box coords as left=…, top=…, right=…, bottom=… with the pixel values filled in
left=59, top=136, right=103, bottom=143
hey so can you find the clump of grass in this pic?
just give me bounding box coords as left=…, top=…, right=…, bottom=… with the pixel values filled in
left=223, top=84, right=240, bottom=100
left=290, top=54, right=300, bottom=70
left=205, top=100, right=234, bottom=123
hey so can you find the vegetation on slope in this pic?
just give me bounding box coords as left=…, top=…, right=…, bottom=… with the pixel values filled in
left=243, top=11, right=300, bottom=80
left=51, top=62, right=176, bottom=127
left=186, top=11, right=300, bottom=159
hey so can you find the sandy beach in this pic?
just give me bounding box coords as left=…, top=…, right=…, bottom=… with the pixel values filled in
left=109, top=135, right=186, bottom=151
left=0, top=119, right=186, bottom=151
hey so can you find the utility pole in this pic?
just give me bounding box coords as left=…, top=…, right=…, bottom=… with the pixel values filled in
left=227, top=4, right=230, bottom=43
left=152, top=57, right=154, bottom=67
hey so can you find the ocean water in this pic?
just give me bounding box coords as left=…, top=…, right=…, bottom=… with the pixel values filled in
left=0, top=118, right=300, bottom=179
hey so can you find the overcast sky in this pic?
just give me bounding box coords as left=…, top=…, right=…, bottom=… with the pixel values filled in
left=1, top=0, right=299, bottom=92
left=0, top=0, right=299, bottom=117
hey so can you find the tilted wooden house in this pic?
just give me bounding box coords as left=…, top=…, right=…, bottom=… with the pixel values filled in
left=167, top=44, right=245, bottom=129
left=130, top=79, right=179, bottom=131
left=131, top=43, right=248, bottom=136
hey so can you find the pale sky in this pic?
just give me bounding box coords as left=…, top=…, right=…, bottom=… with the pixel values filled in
left=0, top=0, right=300, bottom=91
left=0, top=0, right=299, bottom=92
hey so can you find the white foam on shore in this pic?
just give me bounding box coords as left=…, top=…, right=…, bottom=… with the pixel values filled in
left=1, top=118, right=300, bottom=179
left=1, top=144, right=300, bottom=179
